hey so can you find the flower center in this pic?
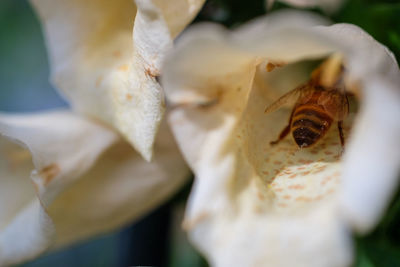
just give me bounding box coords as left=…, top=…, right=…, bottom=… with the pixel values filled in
left=236, top=56, right=357, bottom=214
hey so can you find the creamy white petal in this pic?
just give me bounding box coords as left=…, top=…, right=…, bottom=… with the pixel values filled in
left=314, top=23, right=400, bottom=232
left=339, top=78, right=400, bottom=233
left=0, top=110, right=117, bottom=265
left=162, top=12, right=400, bottom=267
left=0, top=110, right=189, bottom=265
left=48, top=119, right=190, bottom=248
left=30, top=0, right=205, bottom=161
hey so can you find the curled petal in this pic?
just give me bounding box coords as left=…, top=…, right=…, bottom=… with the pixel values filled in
left=339, top=78, right=400, bottom=233
left=0, top=111, right=189, bottom=264
left=162, top=12, right=400, bottom=267
left=30, top=0, right=205, bottom=160
left=49, top=119, right=190, bottom=248
left=0, top=110, right=117, bottom=265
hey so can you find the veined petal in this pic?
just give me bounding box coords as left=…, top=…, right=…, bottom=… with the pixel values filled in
left=0, top=111, right=189, bottom=265
left=162, top=11, right=400, bottom=267
left=30, top=0, right=205, bottom=161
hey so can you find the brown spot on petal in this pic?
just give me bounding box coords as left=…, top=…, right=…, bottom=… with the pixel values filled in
left=126, top=94, right=133, bottom=100
left=145, top=67, right=159, bottom=78
left=266, top=61, right=286, bottom=72
left=283, top=195, right=291, bottom=200
left=327, top=188, right=335, bottom=194
left=315, top=195, right=323, bottom=201
left=289, top=184, right=305, bottom=190
left=296, top=196, right=313, bottom=202
left=315, top=165, right=327, bottom=173
left=289, top=174, right=297, bottom=179
left=266, top=63, right=276, bottom=72
left=112, top=50, right=121, bottom=58
left=273, top=160, right=282, bottom=165
left=39, top=164, right=60, bottom=186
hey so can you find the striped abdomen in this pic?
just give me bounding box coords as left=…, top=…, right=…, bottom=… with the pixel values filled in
left=290, top=104, right=333, bottom=148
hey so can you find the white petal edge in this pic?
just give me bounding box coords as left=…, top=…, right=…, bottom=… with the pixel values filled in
left=49, top=118, right=190, bottom=248
left=162, top=12, right=400, bottom=267
left=30, top=0, right=205, bottom=161
left=0, top=110, right=190, bottom=265
left=0, top=110, right=117, bottom=265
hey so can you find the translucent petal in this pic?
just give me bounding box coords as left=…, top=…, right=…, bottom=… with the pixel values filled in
left=162, top=12, right=400, bottom=266
left=0, top=111, right=189, bottom=264
left=30, top=0, right=205, bottom=160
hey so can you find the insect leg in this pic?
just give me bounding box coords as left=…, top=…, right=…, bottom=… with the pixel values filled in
left=337, top=121, right=345, bottom=147
left=270, top=110, right=294, bottom=146
left=270, top=124, right=291, bottom=145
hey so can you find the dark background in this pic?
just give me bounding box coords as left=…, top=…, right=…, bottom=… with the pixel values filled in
left=0, top=0, right=399, bottom=266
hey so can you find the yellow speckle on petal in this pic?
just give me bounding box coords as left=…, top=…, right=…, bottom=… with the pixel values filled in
left=118, top=64, right=129, bottom=71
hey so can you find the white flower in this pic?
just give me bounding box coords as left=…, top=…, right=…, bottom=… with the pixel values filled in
left=0, top=0, right=204, bottom=265
left=162, top=11, right=400, bottom=267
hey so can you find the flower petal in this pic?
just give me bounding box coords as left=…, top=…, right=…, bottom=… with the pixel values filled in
left=0, top=110, right=117, bottom=265
left=48, top=119, right=190, bottom=248
left=0, top=110, right=189, bottom=264
left=339, top=79, right=400, bottom=233
left=30, top=0, right=204, bottom=161
left=162, top=12, right=400, bottom=266
left=314, top=23, right=400, bottom=232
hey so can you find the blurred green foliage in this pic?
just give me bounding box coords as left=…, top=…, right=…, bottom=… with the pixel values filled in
left=334, top=0, right=400, bottom=63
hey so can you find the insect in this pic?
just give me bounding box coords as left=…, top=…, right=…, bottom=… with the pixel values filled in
left=264, top=55, right=349, bottom=148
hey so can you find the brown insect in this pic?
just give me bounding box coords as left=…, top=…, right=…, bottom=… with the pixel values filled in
left=264, top=55, right=349, bottom=148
